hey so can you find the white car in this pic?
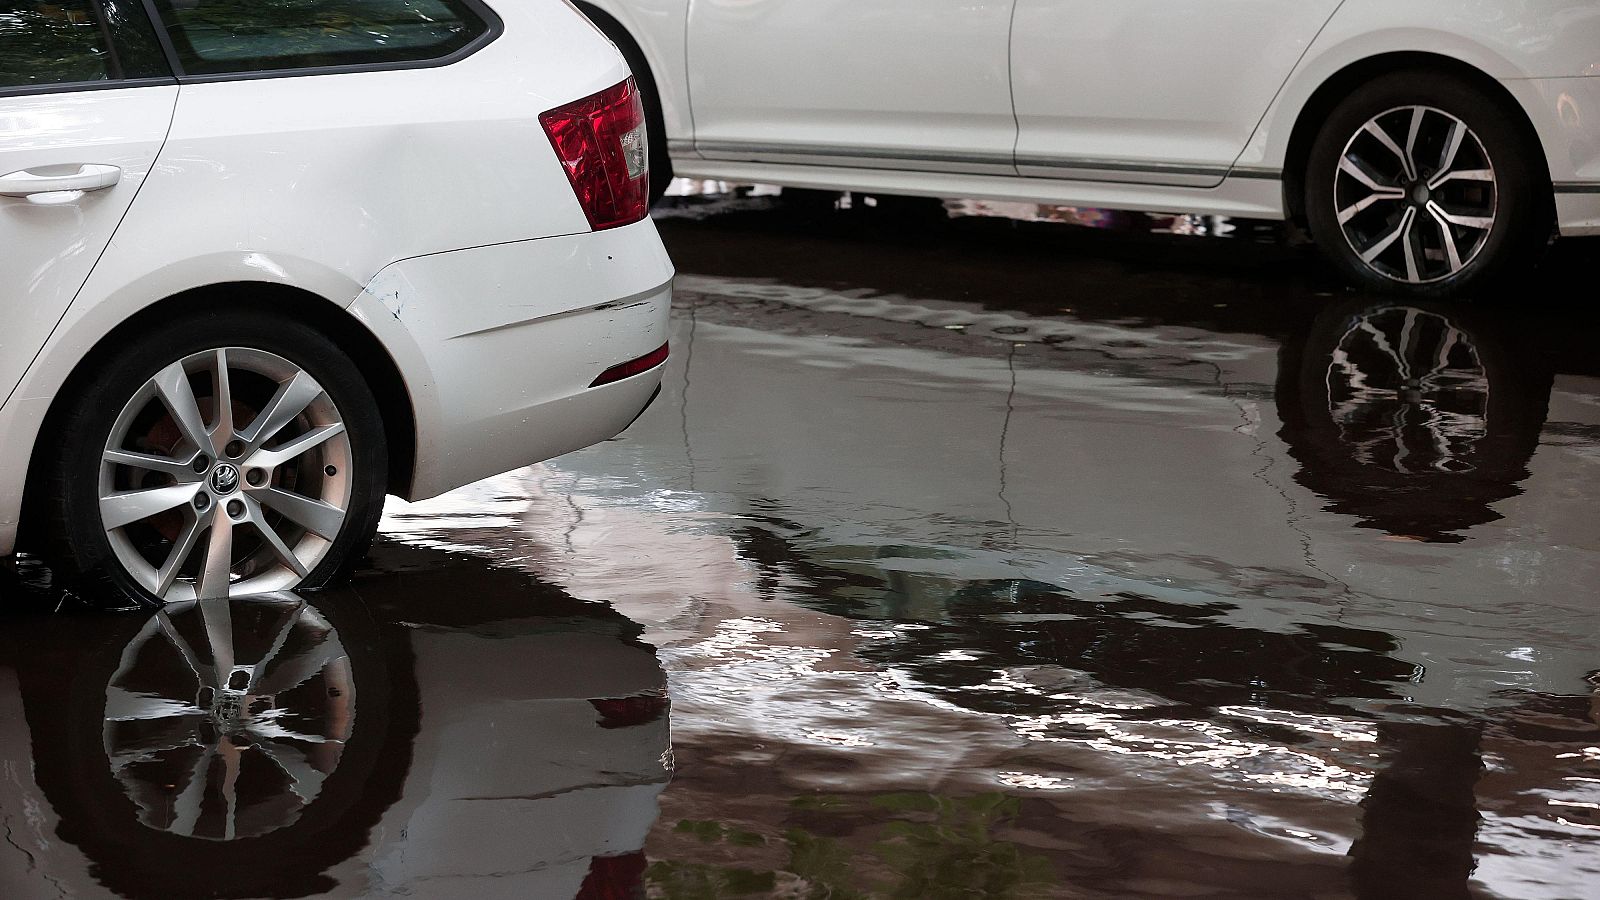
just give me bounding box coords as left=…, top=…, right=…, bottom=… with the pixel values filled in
left=0, top=0, right=674, bottom=604
left=579, top=0, right=1600, bottom=293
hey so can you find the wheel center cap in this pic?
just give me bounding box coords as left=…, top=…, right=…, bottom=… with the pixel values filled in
left=210, top=463, right=241, bottom=495
left=1410, top=182, right=1432, bottom=205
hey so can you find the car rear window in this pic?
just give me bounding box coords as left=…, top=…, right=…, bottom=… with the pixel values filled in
left=0, top=1, right=115, bottom=89
left=147, top=0, right=493, bottom=76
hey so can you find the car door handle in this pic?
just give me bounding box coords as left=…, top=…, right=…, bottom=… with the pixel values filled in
left=0, top=164, right=122, bottom=198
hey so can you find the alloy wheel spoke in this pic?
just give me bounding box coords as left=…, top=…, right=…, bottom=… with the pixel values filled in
left=1360, top=206, right=1418, bottom=266
left=1436, top=119, right=1467, bottom=181
left=157, top=612, right=207, bottom=685
left=254, top=487, right=345, bottom=540
left=1425, top=200, right=1493, bottom=230
left=195, top=511, right=236, bottom=600
left=248, top=423, right=345, bottom=471
left=1403, top=107, right=1426, bottom=183
left=1401, top=213, right=1423, bottom=283
left=106, top=720, right=205, bottom=769
left=1364, top=119, right=1415, bottom=182
left=243, top=494, right=310, bottom=578
left=1339, top=155, right=1396, bottom=192
left=101, top=483, right=199, bottom=531
left=1424, top=202, right=1467, bottom=274
left=246, top=603, right=308, bottom=692
left=247, top=737, right=331, bottom=804
left=1430, top=168, right=1493, bottom=189
left=1338, top=191, right=1402, bottom=224
left=154, top=513, right=206, bottom=597
left=239, top=371, right=324, bottom=450
left=153, top=361, right=216, bottom=457
left=255, top=637, right=343, bottom=696
left=169, top=745, right=216, bottom=838
left=211, top=349, right=235, bottom=446
left=104, top=448, right=199, bottom=480
left=198, top=597, right=236, bottom=684
left=104, top=686, right=206, bottom=722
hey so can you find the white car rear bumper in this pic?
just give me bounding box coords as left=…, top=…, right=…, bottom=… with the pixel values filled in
left=352, top=218, right=674, bottom=501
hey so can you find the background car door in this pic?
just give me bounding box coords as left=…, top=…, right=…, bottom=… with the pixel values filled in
left=687, top=0, right=1018, bottom=175
left=1011, top=0, right=1343, bottom=186
left=0, top=0, right=176, bottom=405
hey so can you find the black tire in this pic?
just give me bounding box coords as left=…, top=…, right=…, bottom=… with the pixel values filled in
left=1305, top=69, right=1552, bottom=296
left=43, top=309, right=387, bottom=607
left=580, top=5, right=674, bottom=205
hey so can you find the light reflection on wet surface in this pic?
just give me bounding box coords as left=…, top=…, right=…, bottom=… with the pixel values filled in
left=5, top=187, right=1600, bottom=897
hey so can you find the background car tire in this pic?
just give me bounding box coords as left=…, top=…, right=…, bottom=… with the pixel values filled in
left=1305, top=70, right=1551, bottom=296
left=579, top=4, right=675, bottom=205
left=42, top=309, right=387, bottom=606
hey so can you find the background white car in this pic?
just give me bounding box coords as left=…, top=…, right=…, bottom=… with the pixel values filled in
left=0, top=0, right=674, bottom=604
left=578, top=0, right=1600, bottom=294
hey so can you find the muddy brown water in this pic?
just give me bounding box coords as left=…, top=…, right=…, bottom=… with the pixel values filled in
left=2, top=191, right=1598, bottom=898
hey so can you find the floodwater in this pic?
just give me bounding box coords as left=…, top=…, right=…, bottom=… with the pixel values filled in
left=3, top=189, right=1599, bottom=898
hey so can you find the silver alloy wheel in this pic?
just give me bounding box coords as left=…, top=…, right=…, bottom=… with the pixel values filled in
left=1334, top=106, right=1498, bottom=284
left=103, top=595, right=355, bottom=840
left=99, top=348, right=353, bottom=601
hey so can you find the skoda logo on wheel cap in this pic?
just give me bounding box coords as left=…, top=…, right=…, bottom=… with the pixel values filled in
left=210, top=463, right=241, bottom=495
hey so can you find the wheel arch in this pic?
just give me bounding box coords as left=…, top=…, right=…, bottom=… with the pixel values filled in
left=18, top=283, right=418, bottom=550
left=1280, top=51, right=1551, bottom=225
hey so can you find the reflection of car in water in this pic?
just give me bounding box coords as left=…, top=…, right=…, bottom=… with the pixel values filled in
left=1276, top=300, right=1552, bottom=543
left=0, top=543, right=670, bottom=898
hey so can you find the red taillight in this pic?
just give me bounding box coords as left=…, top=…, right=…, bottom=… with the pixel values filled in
left=540, top=78, right=650, bottom=230
left=590, top=342, right=669, bottom=387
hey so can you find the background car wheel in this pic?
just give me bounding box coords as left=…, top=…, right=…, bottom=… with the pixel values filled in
left=43, top=310, right=387, bottom=606
left=1305, top=70, right=1551, bottom=295
left=579, top=4, right=675, bottom=205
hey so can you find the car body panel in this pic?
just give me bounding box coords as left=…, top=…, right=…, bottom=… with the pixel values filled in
left=1012, top=0, right=1343, bottom=187
left=686, top=0, right=1018, bottom=176
left=352, top=220, right=673, bottom=499
left=0, top=86, right=177, bottom=408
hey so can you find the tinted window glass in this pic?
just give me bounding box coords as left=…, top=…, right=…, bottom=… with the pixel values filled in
left=0, top=1, right=114, bottom=89
left=149, top=0, right=490, bottom=76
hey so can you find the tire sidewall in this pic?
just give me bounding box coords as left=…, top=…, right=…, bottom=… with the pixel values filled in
left=50, top=310, right=387, bottom=606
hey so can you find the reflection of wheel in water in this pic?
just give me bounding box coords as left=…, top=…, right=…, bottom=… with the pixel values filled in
left=1324, top=306, right=1489, bottom=475
left=103, top=594, right=354, bottom=841
left=15, top=590, right=413, bottom=899
left=1276, top=300, right=1552, bottom=542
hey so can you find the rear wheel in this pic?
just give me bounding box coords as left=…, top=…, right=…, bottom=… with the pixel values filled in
left=1305, top=70, right=1551, bottom=295
left=44, top=310, right=387, bottom=606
